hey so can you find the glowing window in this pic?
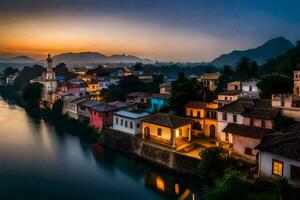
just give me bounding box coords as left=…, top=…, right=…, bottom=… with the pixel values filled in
left=272, top=160, right=283, bottom=177
left=156, top=176, right=165, bottom=192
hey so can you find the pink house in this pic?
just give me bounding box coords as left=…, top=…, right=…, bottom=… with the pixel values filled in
left=223, top=106, right=279, bottom=163
left=89, top=104, right=119, bottom=129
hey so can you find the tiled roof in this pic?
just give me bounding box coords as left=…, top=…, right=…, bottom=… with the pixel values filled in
left=223, top=123, right=271, bottom=139
left=151, top=93, right=171, bottom=100
left=79, top=100, right=101, bottom=108
left=253, top=99, right=272, bottom=108
left=184, top=101, right=207, bottom=109
left=90, top=104, right=119, bottom=112
left=126, top=92, right=152, bottom=97
left=219, top=90, right=241, bottom=96
left=217, top=99, right=253, bottom=113
left=256, top=132, right=300, bottom=161
left=71, top=97, right=86, bottom=105
left=242, top=107, right=279, bottom=119
left=113, top=110, right=150, bottom=119
left=142, top=113, right=193, bottom=128
left=107, top=101, right=132, bottom=108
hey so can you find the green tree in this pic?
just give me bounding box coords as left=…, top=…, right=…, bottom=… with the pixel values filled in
left=276, top=178, right=297, bottom=200
left=133, top=62, right=143, bottom=71
left=3, top=67, right=19, bottom=78
left=236, top=57, right=251, bottom=80
left=257, top=73, right=293, bottom=98
left=14, top=65, right=46, bottom=90
left=215, top=65, right=234, bottom=93
left=52, top=99, right=63, bottom=117
left=54, top=63, right=77, bottom=81
left=86, top=65, right=109, bottom=77
left=21, top=82, right=43, bottom=109
left=197, top=147, right=230, bottom=182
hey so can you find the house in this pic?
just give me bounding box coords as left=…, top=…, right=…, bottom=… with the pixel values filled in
left=256, top=131, right=300, bottom=187
left=98, top=76, right=111, bottom=90
left=78, top=99, right=101, bottom=121
left=199, top=72, right=221, bottom=91
left=272, top=67, right=300, bottom=121
left=223, top=123, right=272, bottom=163
left=89, top=104, right=120, bottom=129
left=138, top=74, right=153, bottom=83
left=126, top=92, right=152, bottom=104
left=87, top=81, right=100, bottom=93
left=63, top=97, right=86, bottom=119
left=185, top=101, right=218, bottom=138
left=148, top=93, right=171, bottom=113
left=112, top=110, right=150, bottom=135
left=141, top=113, right=192, bottom=149
left=160, top=82, right=172, bottom=94
left=217, top=90, right=242, bottom=107
left=6, top=73, right=18, bottom=86
left=241, top=79, right=260, bottom=98
left=227, top=81, right=241, bottom=91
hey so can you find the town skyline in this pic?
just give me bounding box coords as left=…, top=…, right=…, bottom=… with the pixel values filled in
left=1, top=0, right=299, bottom=62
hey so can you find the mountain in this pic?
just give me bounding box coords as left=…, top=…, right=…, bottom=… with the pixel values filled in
left=52, top=52, right=152, bottom=64
left=211, top=37, right=294, bottom=67
left=0, top=55, right=36, bottom=63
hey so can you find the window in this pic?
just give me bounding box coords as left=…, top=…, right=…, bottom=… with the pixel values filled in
left=225, top=97, right=228, bottom=100
left=136, top=123, right=140, bottom=128
left=121, top=119, right=123, bottom=126
left=244, top=147, right=252, bottom=156
left=222, top=113, right=227, bottom=121
left=272, top=160, right=283, bottom=177
left=130, top=122, right=133, bottom=129
left=261, top=120, right=266, bottom=128
left=225, top=133, right=229, bottom=142
left=98, top=112, right=101, bottom=117
left=116, top=117, right=118, bottom=125
left=125, top=120, right=128, bottom=128
left=249, top=86, right=252, bottom=92
left=197, top=111, right=201, bottom=118
left=141, top=98, right=144, bottom=103
left=233, top=115, right=237, bottom=123
left=157, top=128, right=162, bottom=136
left=281, top=101, right=285, bottom=107
left=190, top=110, right=193, bottom=117
left=250, top=118, right=254, bottom=126
left=291, top=165, right=300, bottom=181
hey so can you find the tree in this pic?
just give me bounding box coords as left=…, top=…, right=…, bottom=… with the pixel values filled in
left=21, top=82, right=43, bottom=109
left=276, top=178, right=297, bottom=200
left=257, top=73, right=293, bottom=98
left=86, top=65, right=109, bottom=77
left=215, top=65, right=234, bottom=93
left=203, top=170, right=251, bottom=200
left=3, top=67, right=19, bottom=78
left=14, top=65, right=46, bottom=90
left=52, top=99, right=63, bottom=117
left=197, top=147, right=230, bottom=182
left=133, top=62, right=143, bottom=71
left=54, top=63, right=77, bottom=81
left=236, top=57, right=251, bottom=80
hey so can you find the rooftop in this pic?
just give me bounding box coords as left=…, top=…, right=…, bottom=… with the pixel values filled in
left=79, top=100, right=101, bottom=108
left=113, top=110, right=150, bottom=119
left=90, top=104, right=119, bottom=112
left=126, top=92, right=152, bottom=97
left=223, top=123, right=271, bottom=139
left=219, top=90, right=242, bottom=96
left=185, top=101, right=207, bottom=109
left=151, top=93, right=171, bottom=100
left=107, top=101, right=132, bottom=108
left=242, top=107, right=279, bottom=119
left=142, top=113, right=193, bottom=128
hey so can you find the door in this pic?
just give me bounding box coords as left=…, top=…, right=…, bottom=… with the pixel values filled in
left=209, top=125, right=215, bottom=138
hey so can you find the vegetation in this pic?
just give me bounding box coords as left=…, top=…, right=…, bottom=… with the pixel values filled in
left=54, top=63, right=77, bottom=81
left=86, top=65, right=110, bottom=77
left=275, top=177, right=297, bottom=200
left=257, top=73, right=293, bottom=98
left=203, top=170, right=276, bottom=200
left=21, top=82, right=43, bottom=110
left=3, top=67, right=19, bottom=78
left=273, top=114, right=295, bottom=132
left=14, top=65, right=45, bottom=90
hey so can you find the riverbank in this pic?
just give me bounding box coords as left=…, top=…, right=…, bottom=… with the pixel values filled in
left=99, top=128, right=199, bottom=175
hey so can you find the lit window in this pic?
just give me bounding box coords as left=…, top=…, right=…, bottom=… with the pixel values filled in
left=156, top=176, right=165, bottom=192
left=272, top=160, right=283, bottom=177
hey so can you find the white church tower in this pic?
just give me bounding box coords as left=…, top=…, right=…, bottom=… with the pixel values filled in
left=293, top=64, right=300, bottom=96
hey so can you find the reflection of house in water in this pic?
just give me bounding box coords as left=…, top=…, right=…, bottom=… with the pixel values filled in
left=144, top=171, right=198, bottom=200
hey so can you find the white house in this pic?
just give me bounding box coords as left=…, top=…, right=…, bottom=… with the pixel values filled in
left=257, top=131, right=300, bottom=187
left=63, top=97, right=86, bottom=119
left=241, top=79, right=260, bottom=98
left=112, top=110, right=150, bottom=135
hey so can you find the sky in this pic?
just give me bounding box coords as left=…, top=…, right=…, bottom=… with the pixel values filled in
left=0, top=0, right=299, bottom=62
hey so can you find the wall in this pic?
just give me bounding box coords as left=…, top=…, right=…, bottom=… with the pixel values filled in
left=243, top=117, right=273, bottom=129
left=259, top=152, right=300, bottom=187
left=232, top=135, right=260, bottom=163
left=89, top=110, right=103, bottom=128
left=218, top=94, right=239, bottom=101
left=142, top=122, right=172, bottom=141
left=113, top=115, right=142, bottom=135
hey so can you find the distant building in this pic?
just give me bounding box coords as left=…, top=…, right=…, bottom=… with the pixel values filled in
left=159, top=82, right=172, bottom=94
left=30, top=54, right=57, bottom=104
left=227, top=81, right=241, bottom=91
left=272, top=67, right=300, bottom=121
left=199, top=72, right=221, bottom=91
left=217, top=90, right=242, bottom=107
left=257, top=130, right=300, bottom=187
left=241, top=79, right=260, bottom=98
left=78, top=99, right=101, bottom=121
left=148, top=93, right=171, bottom=113
left=89, top=104, right=120, bottom=129
left=5, top=73, right=18, bottom=86
left=141, top=113, right=192, bottom=149
left=126, top=92, right=152, bottom=104
left=63, top=97, right=86, bottom=119
left=112, top=110, right=150, bottom=135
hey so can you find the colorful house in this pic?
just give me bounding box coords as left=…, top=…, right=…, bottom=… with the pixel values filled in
left=112, top=110, right=150, bottom=135
left=126, top=92, right=152, bottom=104
left=62, top=97, right=86, bottom=119
left=185, top=101, right=218, bottom=138
left=142, top=113, right=192, bottom=149
left=199, top=72, right=221, bottom=91
left=148, top=93, right=171, bottom=113
left=89, top=104, right=120, bottom=129
left=217, top=90, right=242, bottom=107
left=78, top=99, right=101, bottom=121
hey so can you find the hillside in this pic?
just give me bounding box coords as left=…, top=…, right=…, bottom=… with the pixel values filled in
left=0, top=56, right=36, bottom=63
left=211, top=37, right=294, bottom=67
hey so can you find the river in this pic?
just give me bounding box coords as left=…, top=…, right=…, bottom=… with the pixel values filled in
left=0, top=98, right=201, bottom=200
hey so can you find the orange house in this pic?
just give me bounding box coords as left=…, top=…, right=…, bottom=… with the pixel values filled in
left=185, top=101, right=218, bottom=138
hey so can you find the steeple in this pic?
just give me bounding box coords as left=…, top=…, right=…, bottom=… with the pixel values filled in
left=46, top=54, right=55, bottom=80
left=293, top=58, right=300, bottom=96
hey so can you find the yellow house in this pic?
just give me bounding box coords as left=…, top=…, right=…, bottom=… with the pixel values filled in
left=142, top=113, right=192, bottom=149
left=185, top=101, right=218, bottom=138
left=87, top=81, right=100, bottom=93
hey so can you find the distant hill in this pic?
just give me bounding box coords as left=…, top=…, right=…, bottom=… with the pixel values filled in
left=0, top=56, right=36, bottom=63
left=52, top=52, right=152, bottom=64
left=211, top=37, right=294, bottom=67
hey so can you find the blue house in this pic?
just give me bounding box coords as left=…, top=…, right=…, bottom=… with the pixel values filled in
left=148, top=93, right=171, bottom=113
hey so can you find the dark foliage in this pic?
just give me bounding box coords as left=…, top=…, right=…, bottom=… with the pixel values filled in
left=21, top=82, right=43, bottom=110
left=3, top=67, right=19, bottom=78
left=86, top=65, right=110, bottom=77
left=14, top=65, right=46, bottom=90
left=273, top=114, right=295, bottom=132
left=54, top=63, right=77, bottom=81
